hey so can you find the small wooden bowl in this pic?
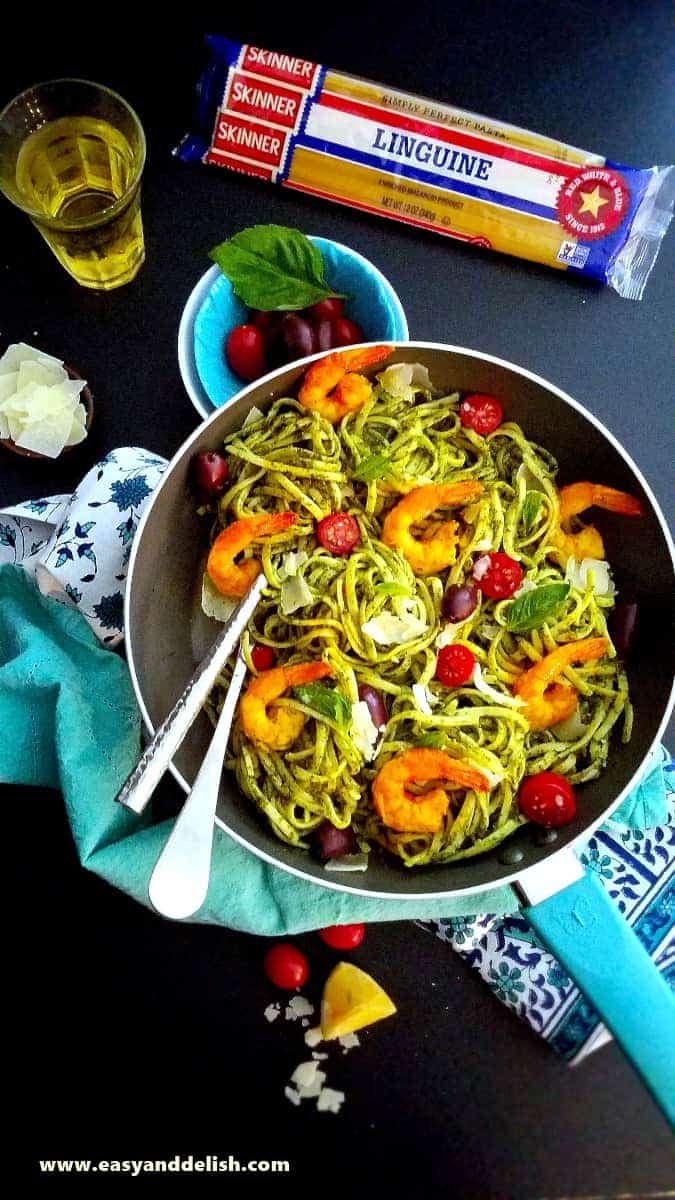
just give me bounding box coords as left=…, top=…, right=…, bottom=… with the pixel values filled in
left=0, top=363, right=93, bottom=460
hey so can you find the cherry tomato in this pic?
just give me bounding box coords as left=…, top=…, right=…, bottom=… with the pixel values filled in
left=317, top=512, right=361, bottom=555
left=319, top=923, right=365, bottom=950
left=314, top=821, right=359, bottom=860
left=280, top=314, right=317, bottom=361
left=473, top=552, right=523, bottom=599
left=435, top=644, right=476, bottom=687
left=331, top=317, right=365, bottom=347
left=251, top=643, right=275, bottom=671
left=307, top=297, right=344, bottom=322
left=225, top=324, right=267, bottom=382
left=192, top=451, right=228, bottom=498
left=314, top=318, right=335, bottom=351
left=518, top=772, right=577, bottom=827
left=459, top=393, right=503, bottom=435
left=263, top=943, right=309, bottom=990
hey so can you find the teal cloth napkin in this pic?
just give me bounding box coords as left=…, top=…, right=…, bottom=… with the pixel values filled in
left=0, top=564, right=521, bottom=931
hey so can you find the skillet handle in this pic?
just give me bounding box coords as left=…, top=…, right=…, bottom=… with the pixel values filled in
left=521, top=864, right=675, bottom=1127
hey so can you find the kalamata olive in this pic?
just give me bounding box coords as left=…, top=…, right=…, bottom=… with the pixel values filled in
left=357, top=683, right=388, bottom=729
left=251, top=309, right=283, bottom=348
left=609, top=600, right=638, bottom=658
left=281, top=314, right=318, bottom=361
left=331, top=317, right=365, bottom=347
left=193, top=451, right=228, bottom=497
left=314, top=318, right=334, bottom=351
left=308, top=297, right=344, bottom=322
left=442, top=583, right=478, bottom=622
left=314, top=821, right=359, bottom=860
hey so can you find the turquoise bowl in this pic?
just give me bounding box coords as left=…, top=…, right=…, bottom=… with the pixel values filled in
left=181, top=237, right=409, bottom=416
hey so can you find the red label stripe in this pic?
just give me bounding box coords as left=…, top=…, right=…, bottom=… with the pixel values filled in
left=318, top=91, right=580, bottom=180
left=227, top=72, right=304, bottom=130
left=205, top=149, right=275, bottom=181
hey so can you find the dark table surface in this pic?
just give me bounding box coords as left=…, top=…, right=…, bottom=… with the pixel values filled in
left=3, top=2, right=674, bottom=1192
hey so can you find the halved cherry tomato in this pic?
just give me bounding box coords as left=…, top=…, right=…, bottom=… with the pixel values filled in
left=263, top=943, right=309, bottom=990
left=518, top=772, right=577, bottom=827
left=473, top=552, right=523, bottom=600
left=193, top=451, right=228, bottom=498
left=319, top=923, right=365, bottom=950
left=331, top=317, right=365, bottom=347
left=251, top=643, right=275, bottom=671
left=317, top=512, right=360, bottom=555
left=435, top=644, right=476, bottom=687
left=459, top=393, right=503, bottom=435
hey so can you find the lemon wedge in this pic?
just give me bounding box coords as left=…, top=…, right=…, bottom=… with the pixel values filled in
left=320, top=962, right=396, bottom=1040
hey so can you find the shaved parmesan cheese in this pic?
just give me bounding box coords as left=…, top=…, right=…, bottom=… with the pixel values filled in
left=264, top=1003, right=281, bottom=1023
left=277, top=550, right=309, bottom=581
left=362, top=610, right=428, bottom=645
left=412, top=683, right=437, bottom=716
left=243, top=405, right=265, bottom=427
left=473, top=554, right=491, bottom=581
left=285, top=996, right=314, bottom=1021
left=481, top=767, right=505, bottom=789
left=291, top=1061, right=324, bottom=1092
left=312, top=1051, right=328, bottom=1061
left=552, top=705, right=588, bottom=742
left=516, top=460, right=548, bottom=494
left=317, top=1087, right=345, bottom=1114
left=284, top=1086, right=301, bottom=1107
left=436, top=615, right=472, bottom=647
left=377, top=362, right=432, bottom=397
left=0, top=343, right=88, bottom=457
left=304, top=1027, right=323, bottom=1048
left=338, top=1033, right=360, bottom=1052
left=17, top=359, right=67, bottom=390
left=350, top=700, right=381, bottom=762
left=280, top=573, right=313, bottom=615
left=324, top=853, right=369, bottom=872
left=0, top=372, right=18, bottom=404
left=201, top=572, right=237, bottom=622
left=473, top=537, right=493, bottom=552
left=0, top=342, right=63, bottom=374
left=471, top=662, right=525, bottom=708
left=565, top=556, right=616, bottom=598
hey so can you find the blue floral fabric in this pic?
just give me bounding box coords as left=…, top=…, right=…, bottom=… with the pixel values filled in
left=0, top=448, right=167, bottom=645
left=420, top=746, right=674, bottom=1062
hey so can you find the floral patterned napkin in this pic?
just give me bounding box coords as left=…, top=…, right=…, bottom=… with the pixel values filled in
left=0, top=448, right=167, bottom=645
left=420, top=747, right=674, bottom=1062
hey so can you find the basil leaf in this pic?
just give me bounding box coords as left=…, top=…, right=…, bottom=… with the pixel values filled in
left=352, top=453, right=394, bottom=482
left=373, top=581, right=411, bottom=598
left=209, top=225, right=343, bottom=311
left=292, top=683, right=350, bottom=726
left=521, top=491, right=542, bottom=532
left=505, top=583, right=570, bottom=632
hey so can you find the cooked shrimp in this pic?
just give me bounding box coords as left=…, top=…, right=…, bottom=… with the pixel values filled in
left=298, top=345, right=391, bottom=423
left=239, top=661, right=333, bottom=751
left=372, top=747, right=489, bottom=834
left=513, top=636, right=608, bottom=730
left=207, top=512, right=297, bottom=598
left=552, top=482, right=643, bottom=561
left=381, top=481, right=484, bottom=575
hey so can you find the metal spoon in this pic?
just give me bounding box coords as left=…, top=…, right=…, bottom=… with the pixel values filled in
left=148, top=651, right=248, bottom=920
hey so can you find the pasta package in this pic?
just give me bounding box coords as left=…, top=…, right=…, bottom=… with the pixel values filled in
left=177, top=36, right=674, bottom=300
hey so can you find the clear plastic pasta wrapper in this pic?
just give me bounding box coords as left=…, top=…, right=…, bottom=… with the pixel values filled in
left=177, top=36, right=674, bottom=301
